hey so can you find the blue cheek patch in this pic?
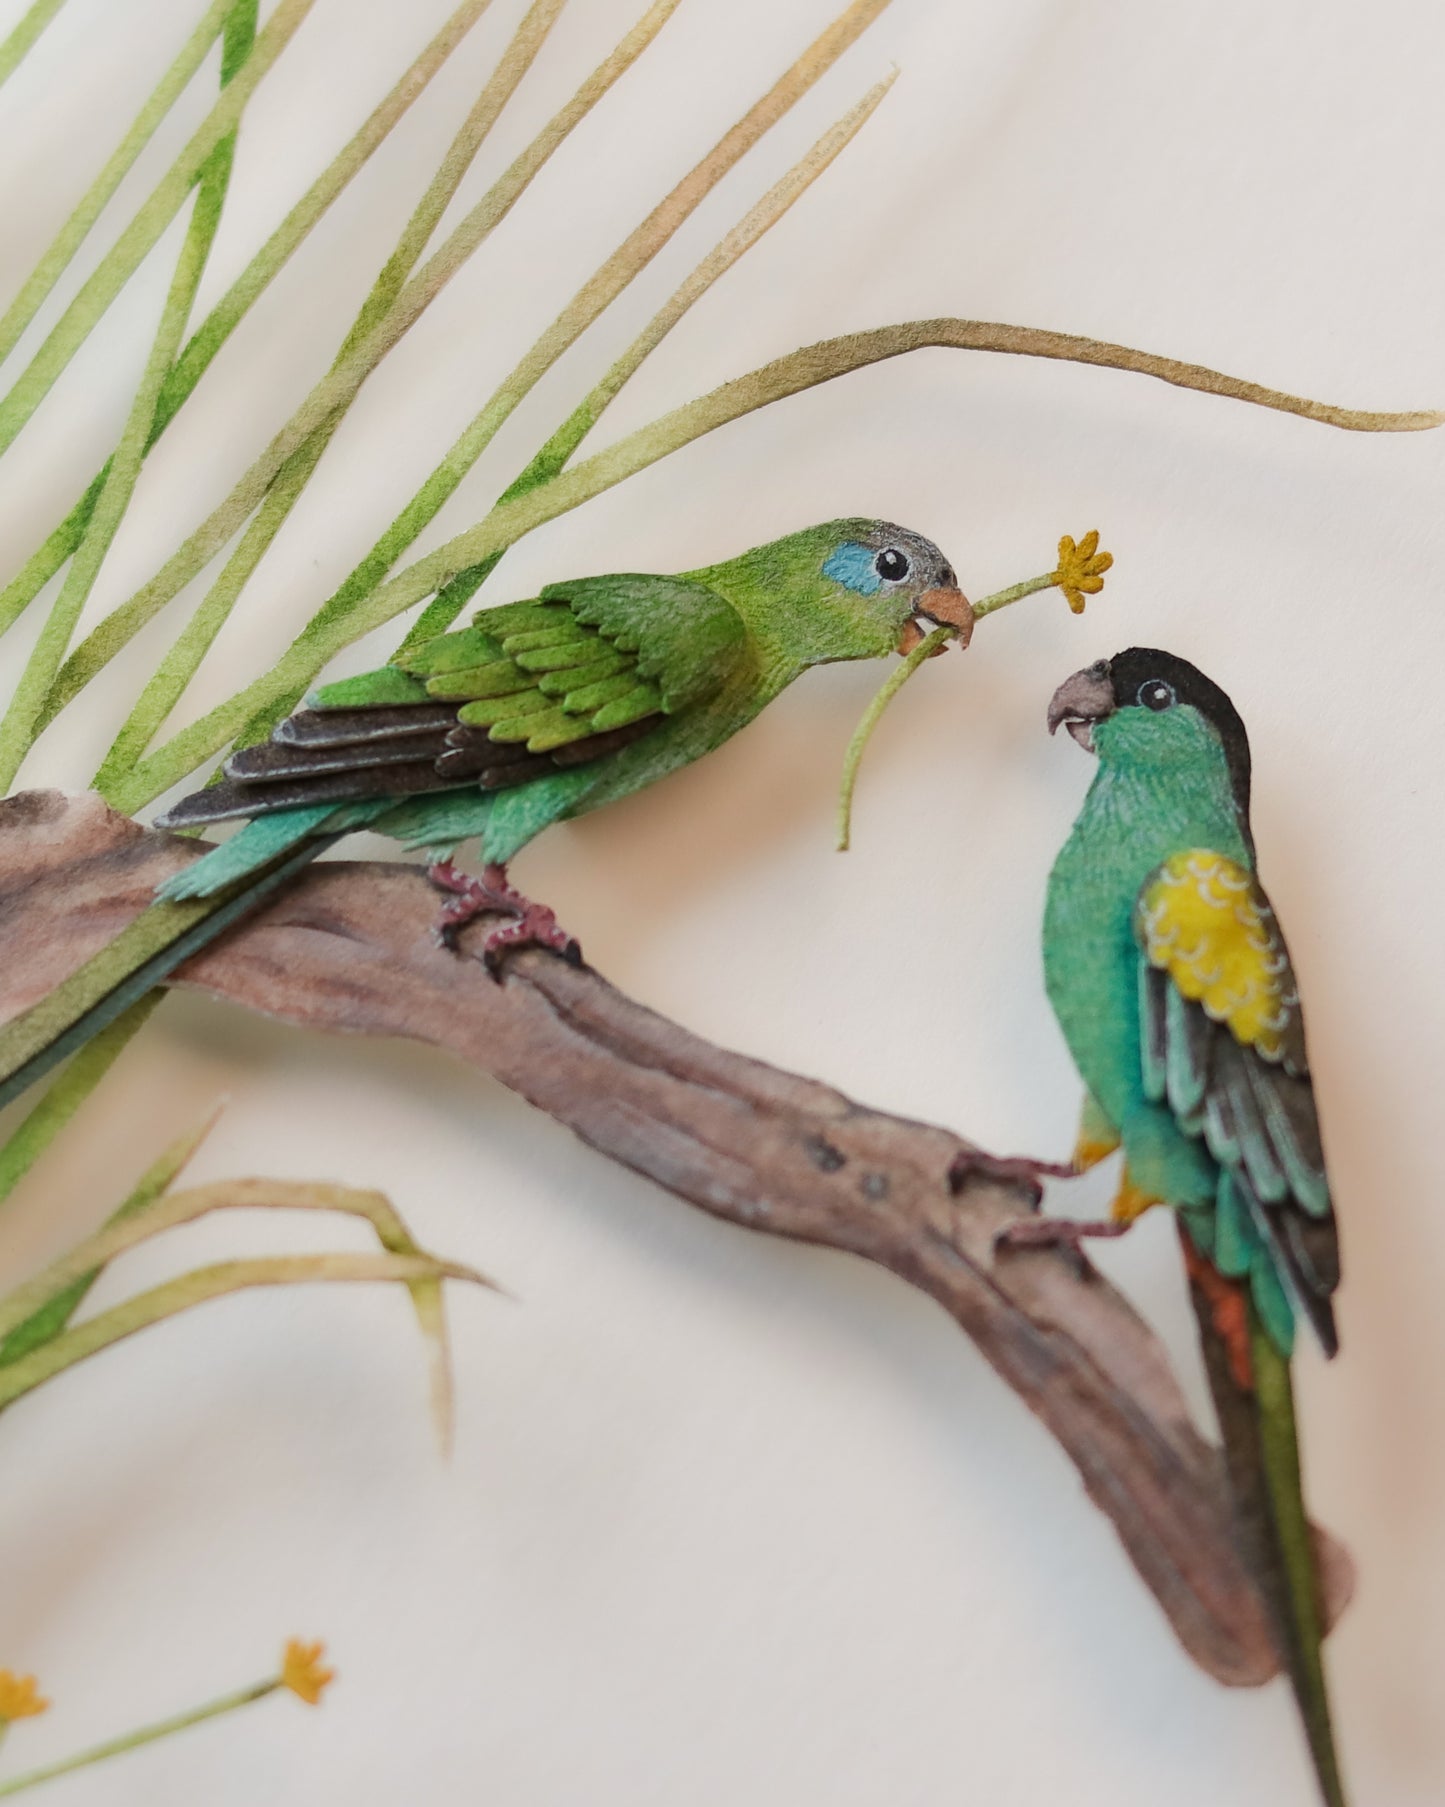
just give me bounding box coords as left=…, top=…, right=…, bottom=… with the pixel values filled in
left=822, top=541, right=882, bottom=595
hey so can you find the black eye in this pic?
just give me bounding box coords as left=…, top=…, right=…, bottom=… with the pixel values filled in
left=875, top=547, right=910, bottom=582
left=1138, top=679, right=1176, bottom=711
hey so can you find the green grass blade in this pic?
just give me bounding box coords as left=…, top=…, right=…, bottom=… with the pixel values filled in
left=0, top=0, right=257, bottom=793
left=90, top=0, right=563, bottom=792
left=330, top=0, right=518, bottom=361
left=0, top=471, right=100, bottom=640
left=0, top=0, right=68, bottom=90
left=0, top=0, right=316, bottom=462
left=0, top=0, right=498, bottom=650
left=91, top=435, right=329, bottom=799
left=0, top=0, right=234, bottom=370
left=399, top=72, right=895, bottom=652
left=0, top=996, right=158, bottom=1211
left=44, top=0, right=682, bottom=727
left=0, top=1106, right=217, bottom=1367
left=149, top=0, right=499, bottom=446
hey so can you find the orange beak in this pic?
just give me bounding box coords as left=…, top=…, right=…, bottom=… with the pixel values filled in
left=896, top=585, right=975, bottom=656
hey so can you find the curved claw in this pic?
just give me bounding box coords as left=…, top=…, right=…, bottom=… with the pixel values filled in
left=993, top=1214, right=1134, bottom=1280
left=947, top=1147, right=1078, bottom=1206
left=427, top=861, right=579, bottom=980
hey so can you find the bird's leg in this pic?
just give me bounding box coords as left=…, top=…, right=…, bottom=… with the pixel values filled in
left=949, top=1140, right=1151, bottom=1271
left=988, top=1212, right=1135, bottom=1283
left=947, top=1148, right=1080, bottom=1210
left=995, top=1216, right=1135, bottom=1251
left=426, top=860, right=582, bottom=978
left=991, top=1168, right=1158, bottom=1264
left=950, top=1104, right=1122, bottom=1212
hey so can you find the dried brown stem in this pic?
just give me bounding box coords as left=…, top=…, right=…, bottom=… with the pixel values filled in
left=0, top=791, right=1353, bottom=1687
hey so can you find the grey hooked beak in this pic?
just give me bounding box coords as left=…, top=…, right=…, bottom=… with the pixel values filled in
left=1047, top=661, right=1115, bottom=751
left=897, top=584, right=975, bottom=656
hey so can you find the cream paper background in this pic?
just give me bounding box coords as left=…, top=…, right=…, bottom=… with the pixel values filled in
left=0, top=1, right=1442, bottom=1801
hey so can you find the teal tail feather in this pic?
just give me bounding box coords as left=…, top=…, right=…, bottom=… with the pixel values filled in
left=157, top=802, right=342, bottom=900
left=1181, top=1224, right=1347, bottom=1807
left=0, top=832, right=341, bottom=1115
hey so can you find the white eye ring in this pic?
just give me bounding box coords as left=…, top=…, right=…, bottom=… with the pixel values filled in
left=1138, top=679, right=1175, bottom=711
left=874, top=547, right=911, bottom=582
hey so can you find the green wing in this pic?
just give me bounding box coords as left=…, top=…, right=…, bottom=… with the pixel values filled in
left=390, top=573, right=749, bottom=752
left=157, top=575, right=749, bottom=829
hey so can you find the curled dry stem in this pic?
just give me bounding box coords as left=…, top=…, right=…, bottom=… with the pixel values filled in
left=0, top=1250, right=487, bottom=1417
left=110, top=318, right=1439, bottom=812
left=0, top=1171, right=498, bottom=1447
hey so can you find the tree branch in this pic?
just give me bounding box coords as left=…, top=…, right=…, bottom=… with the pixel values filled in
left=0, top=791, right=1353, bottom=1687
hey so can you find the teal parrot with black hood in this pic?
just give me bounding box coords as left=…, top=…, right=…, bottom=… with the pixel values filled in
left=0, top=519, right=972, bottom=1108
left=1002, top=648, right=1346, bottom=1806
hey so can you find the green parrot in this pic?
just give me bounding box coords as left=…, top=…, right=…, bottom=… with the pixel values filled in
left=0, top=519, right=971, bottom=1107
left=976, top=648, right=1345, bottom=1806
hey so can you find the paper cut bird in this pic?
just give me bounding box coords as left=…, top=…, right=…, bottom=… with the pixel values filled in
left=0, top=520, right=971, bottom=1107
left=965, top=649, right=1346, bottom=1806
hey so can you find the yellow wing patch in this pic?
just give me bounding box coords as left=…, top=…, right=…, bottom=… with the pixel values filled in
left=1136, top=850, right=1297, bottom=1062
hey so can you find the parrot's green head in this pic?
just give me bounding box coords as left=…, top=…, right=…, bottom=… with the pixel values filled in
left=1047, top=647, right=1253, bottom=819
left=702, top=519, right=971, bottom=671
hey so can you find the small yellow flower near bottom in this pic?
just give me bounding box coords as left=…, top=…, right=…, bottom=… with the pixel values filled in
left=0, top=1674, right=48, bottom=1723
left=281, top=1640, right=335, bottom=1706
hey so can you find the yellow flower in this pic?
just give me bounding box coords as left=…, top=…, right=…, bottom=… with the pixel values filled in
left=281, top=1639, right=335, bottom=1707
left=1053, top=529, right=1113, bottom=613
left=0, top=1672, right=49, bottom=1722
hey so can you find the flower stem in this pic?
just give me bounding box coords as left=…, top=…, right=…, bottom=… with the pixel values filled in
left=834, top=566, right=1070, bottom=848
left=0, top=1679, right=280, bottom=1797
left=971, top=570, right=1057, bottom=617
left=835, top=623, right=953, bottom=851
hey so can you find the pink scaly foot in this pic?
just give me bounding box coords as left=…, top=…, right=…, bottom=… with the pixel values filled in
left=994, top=1216, right=1134, bottom=1252
left=947, top=1147, right=1079, bottom=1209
left=991, top=1213, right=1135, bottom=1280
left=427, top=860, right=582, bottom=979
